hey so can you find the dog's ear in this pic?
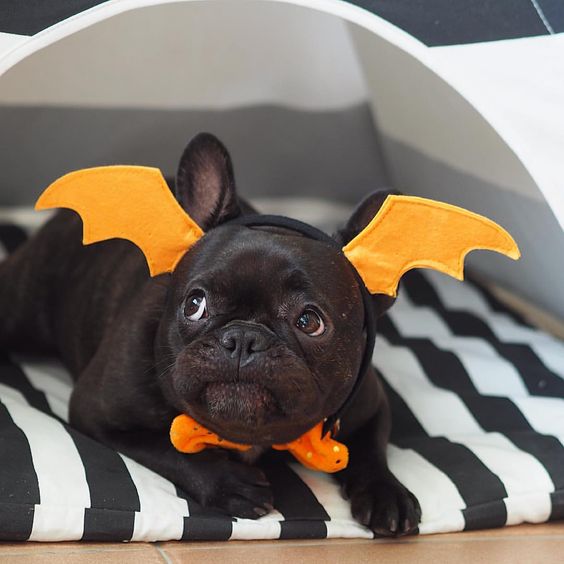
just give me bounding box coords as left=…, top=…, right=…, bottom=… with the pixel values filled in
left=337, top=189, right=400, bottom=317
left=175, top=133, right=241, bottom=231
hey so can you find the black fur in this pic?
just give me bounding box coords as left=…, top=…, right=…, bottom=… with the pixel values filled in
left=0, top=132, right=420, bottom=535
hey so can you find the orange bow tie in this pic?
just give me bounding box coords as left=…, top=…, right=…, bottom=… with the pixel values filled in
left=169, top=414, right=348, bottom=473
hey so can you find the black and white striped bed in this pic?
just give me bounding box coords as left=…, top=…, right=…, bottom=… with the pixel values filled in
left=0, top=218, right=563, bottom=542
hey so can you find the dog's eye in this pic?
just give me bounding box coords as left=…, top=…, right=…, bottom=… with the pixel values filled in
left=184, top=292, right=208, bottom=321
left=296, top=309, right=325, bottom=336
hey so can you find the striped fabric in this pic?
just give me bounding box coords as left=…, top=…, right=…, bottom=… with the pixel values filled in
left=0, top=219, right=563, bottom=542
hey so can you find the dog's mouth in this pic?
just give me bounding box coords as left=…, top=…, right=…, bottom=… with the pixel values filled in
left=201, top=381, right=281, bottom=425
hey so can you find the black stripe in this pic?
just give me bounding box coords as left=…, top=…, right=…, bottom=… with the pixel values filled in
left=440, top=312, right=564, bottom=398
left=400, top=271, right=444, bottom=309
left=279, top=520, right=328, bottom=540
left=380, top=378, right=427, bottom=442
left=182, top=516, right=233, bottom=541
left=401, top=276, right=564, bottom=399
left=461, top=396, right=534, bottom=434
left=66, top=428, right=139, bottom=540
left=392, top=338, right=479, bottom=394
left=403, top=270, right=526, bottom=326
left=504, top=432, right=564, bottom=491
left=0, top=224, right=28, bottom=254
left=378, top=314, right=402, bottom=341
left=0, top=503, right=35, bottom=541
left=385, top=338, right=538, bottom=434
left=397, top=436, right=508, bottom=514
left=550, top=490, right=564, bottom=521
left=0, top=357, right=140, bottom=540
left=262, top=461, right=330, bottom=522
left=0, top=1, right=107, bottom=35
left=66, top=429, right=140, bottom=513
left=382, top=365, right=507, bottom=528
left=348, top=0, right=549, bottom=46
left=0, top=402, right=39, bottom=539
left=82, top=508, right=136, bottom=541
left=0, top=355, right=54, bottom=417
left=491, top=343, right=564, bottom=398
left=466, top=274, right=531, bottom=327
left=462, top=501, right=508, bottom=531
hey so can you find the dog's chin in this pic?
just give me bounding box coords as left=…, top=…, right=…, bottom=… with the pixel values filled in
left=204, top=380, right=281, bottom=424
left=183, top=382, right=320, bottom=445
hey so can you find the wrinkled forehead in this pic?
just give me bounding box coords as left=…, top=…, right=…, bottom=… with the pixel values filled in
left=175, top=224, right=361, bottom=301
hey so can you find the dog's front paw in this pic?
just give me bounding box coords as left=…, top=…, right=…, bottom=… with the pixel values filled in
left=344, top=477, right=421, bottom=537
left=195, top=455, right=274, bottom=519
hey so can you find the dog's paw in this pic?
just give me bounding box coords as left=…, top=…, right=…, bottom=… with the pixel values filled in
left=196, top=456, right=274, bottom=519
left=344, top=477, right=421, bottom=537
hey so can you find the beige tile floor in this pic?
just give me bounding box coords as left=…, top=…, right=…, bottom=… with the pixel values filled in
left=0, top=523, right=563, bottom=564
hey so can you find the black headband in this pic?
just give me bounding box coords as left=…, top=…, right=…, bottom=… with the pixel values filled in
left=226, top=214, right=377, bottom=438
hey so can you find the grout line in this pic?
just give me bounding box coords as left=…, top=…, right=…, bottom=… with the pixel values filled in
left=0, top=545, right=150, bottom=558
left=154, top=543, right=174, bottom=564
left=2, top=528, right=564, bottom=557
left=156, top=533, right=564, bottom=551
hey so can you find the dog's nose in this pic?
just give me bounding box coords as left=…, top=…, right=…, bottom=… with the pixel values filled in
left=219, top=324, right=272, bottom=367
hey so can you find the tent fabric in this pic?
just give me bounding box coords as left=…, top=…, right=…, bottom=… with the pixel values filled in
left=0, top=0, right=561, bottom=43
left=0, top=1, right=562, bottom=541
left=1, top=216, right=563, bottom=542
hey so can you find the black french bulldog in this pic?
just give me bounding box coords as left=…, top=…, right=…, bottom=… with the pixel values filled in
left=0, top=133, right=421, bottom=536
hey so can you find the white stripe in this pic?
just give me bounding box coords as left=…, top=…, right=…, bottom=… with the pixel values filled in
left=374, top=339, right=484, bottom=436
left=390, top=291, right=558, bottom=396
left=511, top=397, right=564, bottom=438
left=389, top=294, right=452, bottom=337
left=28, top=504, right=87, bottom=542
left=230, top=501, right=285, bottom=539
left=231, top=504, right=285, bottom=540
left=230, top=519, right=282, bottom=540
left=423, top=272, right=564, bottom=377
left=504, top=491, right=552, bottom=526
left=14, top=356, right=73, bottom=422
left=0, top=384, right=90, bottom=541
left=375, top=343, right=556, bottom=515
left=387, top=445, right=466, bottom=535
left=120, top=455, right=188, bottom=542
left=387, top=304, right=530, bottom=397
left=290, top=464, right=373, bottom=539
left=433, top=337, right=529, bottom=397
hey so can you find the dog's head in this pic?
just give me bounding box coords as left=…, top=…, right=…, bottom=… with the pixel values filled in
left=155, top=133, right=394, bottom=445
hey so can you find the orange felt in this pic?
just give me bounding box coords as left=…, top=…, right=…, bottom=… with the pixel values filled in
left=170, top=414, right=251, bottom=453
left=35, top=166, right=204, bottom=276
left=343, top=195, right=520, bottom=297
left=170, top=414, right=348, bottom=474
left=272, top=422, right=349, bottom=473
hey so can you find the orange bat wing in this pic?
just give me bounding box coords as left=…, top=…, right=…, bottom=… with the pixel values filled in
left=35, top=166, right=204, bottom=276
left=343, top=195, right=520, bottom=297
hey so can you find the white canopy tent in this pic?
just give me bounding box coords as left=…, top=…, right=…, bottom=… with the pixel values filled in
left=1, top=1, right=563, bottom=318
left=0, top=1, right=563, bottom=543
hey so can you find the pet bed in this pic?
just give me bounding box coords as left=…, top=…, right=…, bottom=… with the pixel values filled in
left=1, top=218, right=562, bottom=542
left=1, top=0, right=563, bottom=543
